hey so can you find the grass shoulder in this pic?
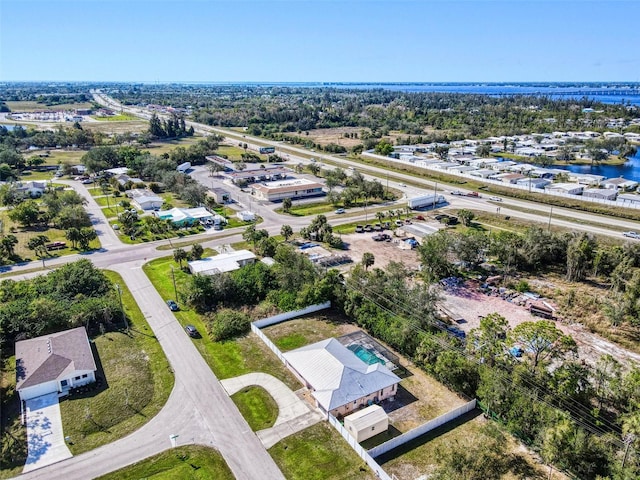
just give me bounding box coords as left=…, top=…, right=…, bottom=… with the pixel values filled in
left=269, top=422, right=375, bottom=480
left=231, top=386, right=278, bottom=431
left=59, top=270, right=174, bottom=454
left=96, top=445, right=234, bottom=480
left=142, top=256, right=299, bottom=389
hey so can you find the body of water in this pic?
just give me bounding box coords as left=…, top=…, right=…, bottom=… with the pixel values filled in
left=557, top=149, right=640, bottom=182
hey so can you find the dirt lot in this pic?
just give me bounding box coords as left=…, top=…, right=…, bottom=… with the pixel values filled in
left=440, top=280, right=640, bottom=367
left=288, top=127, right=407, bottom=149
left=341, top=232, right=420, bottom=269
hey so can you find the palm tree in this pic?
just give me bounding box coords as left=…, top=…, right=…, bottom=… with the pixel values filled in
left=375, top=212, right=385, bottom=223
left=65, top=227, right=82, bottom=248
left=281, top=224, right=293, bottom=242
left=173, top=248, right=187, bottom=268
left=362, top=252, right=375, bottom=270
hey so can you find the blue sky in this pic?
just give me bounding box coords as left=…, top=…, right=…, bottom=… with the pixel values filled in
left=1, top=0, right=639, bottom=82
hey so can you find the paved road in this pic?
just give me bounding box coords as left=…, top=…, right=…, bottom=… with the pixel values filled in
left=18, top=261, right=285, bottom=480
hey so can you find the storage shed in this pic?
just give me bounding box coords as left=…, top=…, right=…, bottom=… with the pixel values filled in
left=344, top=405, right=389, bottom=443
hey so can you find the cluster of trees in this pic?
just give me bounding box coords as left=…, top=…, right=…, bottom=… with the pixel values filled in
left=182, top=243, right=341, bottom=318
left=148, top=112, right=194, bottom=139
left=0, top=260, right=122, bottom=352
left=299, top=215, right=344, bottom=249
left=0, top=188, right=94, bottom=263
left=337, top=261, right=638, bottom=478
left=306, top=167, right=387, bottom=208
left=114, top=84, right=637, bottom=141
left=418, top=225, right=640, bottom=329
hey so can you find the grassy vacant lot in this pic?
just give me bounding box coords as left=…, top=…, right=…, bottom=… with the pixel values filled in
left=142, top=256, right=299, bottom=390
left=269, top=422, right=375, bottom=480
left=81, top=120, right=148, bottom=134
left=97, top=445, right=234, bottom=480
left=91, top=114, right=137, bottom=122
left=0, top=211, right=101, bottom=261
left=379, top=415, right=561, bottom=480
left=216, top=144, right=267, bottom=162
left=59, top=271, right=174, bottom=455
left=144, top=136, right=200, bottom=156
left=230, top=386, right=278, bottom=431
left=277, top=198, right=393, bottom=217
left=262, top=311, right=359, bottom=352
left=5, top=101, right=94, bottom=112
left=24, top=149, right=84, bottom=168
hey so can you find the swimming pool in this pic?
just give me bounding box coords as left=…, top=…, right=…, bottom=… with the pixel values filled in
left=348, top=344, right=386, bottom=366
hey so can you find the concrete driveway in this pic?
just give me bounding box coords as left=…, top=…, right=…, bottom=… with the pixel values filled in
left=221, top=372, right=323, bottom=448
left=23, top=393, right=72, bottom=473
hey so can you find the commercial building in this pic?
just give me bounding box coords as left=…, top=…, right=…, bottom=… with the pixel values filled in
left=187, top=250, right=256, bottom=275
left=251, top=178, right=325, bottom=202
left=282, top=338, right=400, bottom=417
left=209, top=187, right=231, bottom=204
left=155, top=207, right=222, bottom=226
left=223, top=166, right=290, bottom=185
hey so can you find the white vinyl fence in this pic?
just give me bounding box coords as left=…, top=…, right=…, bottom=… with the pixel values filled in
left=367, top=399, right=477, bottom=458
left=328, top=414, right=393, bottom=480
left=251, top=324, right=286, bottom=363
left=252, top=301, right=331, bottom=328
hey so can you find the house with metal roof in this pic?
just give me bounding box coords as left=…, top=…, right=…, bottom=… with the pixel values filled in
left=126, top=188, right=163, bottom=210
left=187, top=250, right=256, bottom=275
left=251, top=178, right=325, bottom=202
left=583, top=188, right=618, bottom=201
left=601, top=177, right=639, bottom=192
left=16, top=327, right=97, bottom=401
left=282, top=338, right=400, bottom=417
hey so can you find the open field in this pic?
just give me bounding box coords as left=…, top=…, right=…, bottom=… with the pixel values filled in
left=0, top=210, right=101, bottom=261
left=269, top=422, right=375, bottom=480
left=285, top=127, right=404, bottom=149
left=96, top=445, right=234, bottom=480
left=144, top=136, right=200, bottom=156
left=24, top=149, right=85, bottom=167
left=216, top=144, right=265, bottom=161
left=80, top=120, right=148, bottom=134
left=59, top=270, right=174, bottom=455
left=378, top=415, right=565, bottom=480
left=5, top=101, right=94, bottom=112
left=91, top=114, right=137, bottom=122
left=142, top=256, right=300, bottom=390
left=231, top=386, right=278, bottom=431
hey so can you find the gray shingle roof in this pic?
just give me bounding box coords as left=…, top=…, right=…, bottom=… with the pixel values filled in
left=16, top=327, right=97, bottom=390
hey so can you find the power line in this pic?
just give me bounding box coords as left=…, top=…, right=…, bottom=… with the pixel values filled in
left=344, top=279, right=625, bottom=445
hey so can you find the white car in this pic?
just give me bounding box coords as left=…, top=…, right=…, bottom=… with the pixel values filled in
left=398, top=183, right=407, bottom=187
left=623, top=231, right=639, bottom=239
left=489, top=196, right=503, bottom=202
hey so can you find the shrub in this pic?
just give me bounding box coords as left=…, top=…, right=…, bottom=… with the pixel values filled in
left=515, top=280, right=530, bottom=293
left=207, top=309, right=251, bottom=341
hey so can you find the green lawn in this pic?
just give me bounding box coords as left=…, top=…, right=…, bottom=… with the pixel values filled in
left=96, top=445, right=234, bottom=480
left=269, top=422, right=375, bottom=480
left=216, top=145, right=268, bottom=162
left=0, top=211, right=101, bottom=261
left=262, top=313, right=353, bottom=352
left=230, top=386, right=278, bottom=431
left=91, top=114, right=137, bottom=121
left=278, top=199, right=394, bottom=217
left=59, top=271, right=174, bottom=455
left=144, top=137, right=201, bottom=156
left=5, top=101, right=94, bottom=112
left=142, top=256, right=299, bottom=390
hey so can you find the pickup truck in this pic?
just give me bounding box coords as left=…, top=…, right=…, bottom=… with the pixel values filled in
left=466, top=192, right=480, bottom=197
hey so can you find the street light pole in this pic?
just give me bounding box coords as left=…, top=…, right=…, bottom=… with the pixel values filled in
left=170, top=266, right=178, bottom=301
left=547, top=206, right=553, bottom=232
left=115, top=283, right=128, bottom=332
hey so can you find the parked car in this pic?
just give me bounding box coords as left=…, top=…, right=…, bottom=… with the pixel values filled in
left=373, top=223, right=382, bottom=231
left=335, top=208, right=345, bottom=214
left=395, top=220, right=404, bottom=227
left=623, top=231, right=639, bottom=239
left=166, top=300, right=179, bottom=311
left=364, top=224, right=373, bottom=232
left=355, top=225, right=364, bottom=233
left=81, top=179, right=94, bottom=184
left=185, top=325, right=200, bottom=338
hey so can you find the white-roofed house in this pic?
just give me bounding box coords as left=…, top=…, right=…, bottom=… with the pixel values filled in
left=187, top=250, right=256, bottom=275
left=282, top=338, right=400, bottom=417
left=583, top=188, right=618, bottom=201
left=126, top=188, right=163, bottom=210
left=600, top=177, right=639, bottom=192
left=15, top=327, right=97, bottom=401
left=155, top=207, right=221, bottom=226
left=545, top=183, right=584, bottom=195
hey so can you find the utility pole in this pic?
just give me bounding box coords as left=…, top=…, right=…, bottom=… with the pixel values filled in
left=547, top=206, right=553, bottom=231
left=170, top=266, right=178, bottom=301
left=622, top=433, right=635, bottom=470
left=433, top=181, right=438, bottom=209
left=115, top=283, right=127, bottom=332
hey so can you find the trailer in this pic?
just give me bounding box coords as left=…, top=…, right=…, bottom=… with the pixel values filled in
left=177, top=162, right=191, bottom=173
left=407, top=194, right=446, bottom=210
